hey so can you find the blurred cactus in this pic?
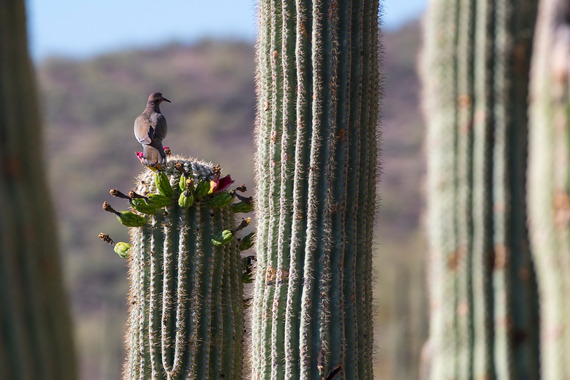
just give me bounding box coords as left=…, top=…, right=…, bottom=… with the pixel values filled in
left=252, top=0, right=380, bottom=378
left=422, top=0, right=539, bottom=378
left=111, top=158, right=246, bottom=379
left=528, top=0, right=570, bottom=378
left=0, top=0, right=78, bottom=379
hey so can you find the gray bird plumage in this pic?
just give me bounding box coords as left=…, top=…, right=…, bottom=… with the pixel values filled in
left=134, top=92, right=171, bottom=170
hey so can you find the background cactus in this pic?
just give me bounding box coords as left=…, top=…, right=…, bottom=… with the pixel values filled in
left=252, top=0, right=380, bottom=378
left=0, top=0, right=78, bottom=378
left=422, top=0, right=540, bottom=378
left=115, top=157, right=245, bottom=379
left=528, top=0, right=570, bottom=378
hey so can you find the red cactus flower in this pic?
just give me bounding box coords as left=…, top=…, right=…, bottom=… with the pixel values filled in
left=210, top=174, right=234, bottom=194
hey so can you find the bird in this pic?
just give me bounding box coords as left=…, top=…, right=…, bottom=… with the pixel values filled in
left=134, top=92, right=171, bottom=171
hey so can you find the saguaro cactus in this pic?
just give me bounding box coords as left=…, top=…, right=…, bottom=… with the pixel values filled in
left=0, top=0, right=77, bottom=378
left=528, top=0, right=570, bottom=378
left=252, top=0, right=380, bottom=378
left=110, top=158, right=246, bottom=379
left=422, top=0, right=540, bottom=378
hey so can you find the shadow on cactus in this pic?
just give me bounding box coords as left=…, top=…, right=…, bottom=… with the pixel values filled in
left=98, top=154, right=255, bottom=379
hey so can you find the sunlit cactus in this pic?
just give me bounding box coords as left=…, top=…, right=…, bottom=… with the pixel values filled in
left=102, top=157, right=250, bottom=379
left=422, top=0, right=540, bottom=378
left=528, top=0, right=570, bottom=378
left=252, top=0, right=380, bottom=378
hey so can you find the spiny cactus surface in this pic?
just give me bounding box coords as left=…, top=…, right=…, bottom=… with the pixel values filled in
left=528, top=0, right=570, bottom=378
left=252, top=0, right=380, bottom=379
left=114, top=157, right=245, bottom=379
left=0, top=0, right=77, bottom=378
left=422, top=0, right=539, bottom=378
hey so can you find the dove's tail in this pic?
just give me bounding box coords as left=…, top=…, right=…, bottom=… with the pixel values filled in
left=142, top=144, right=167, bottom=169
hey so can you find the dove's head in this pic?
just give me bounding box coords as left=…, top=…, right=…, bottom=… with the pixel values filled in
left=147, top=92, right=171, bottom=106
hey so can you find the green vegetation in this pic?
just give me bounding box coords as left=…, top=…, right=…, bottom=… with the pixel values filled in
left=252, top=0, right=379, bottom=378
left=36, top=26, right=425, bottom=380
left=0, top=0, right=77, bottom=378
left=104, top=159, right=247, bottom=379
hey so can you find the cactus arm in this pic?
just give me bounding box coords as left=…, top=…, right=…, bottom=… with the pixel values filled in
left=528, top=0, right=570, bottom=378
left=423, top=0, right=539, bottom=377
left=253, top=0, right=379, bottom=377
left=0, top=1, right=77, bottom=378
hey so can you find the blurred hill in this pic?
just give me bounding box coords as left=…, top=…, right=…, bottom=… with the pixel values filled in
left=36, top=20, right=427, bottom=380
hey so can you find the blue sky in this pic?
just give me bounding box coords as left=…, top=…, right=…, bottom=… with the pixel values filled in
left=27, top=0, right=426, bottom=61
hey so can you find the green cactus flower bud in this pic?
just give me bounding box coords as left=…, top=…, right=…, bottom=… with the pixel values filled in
left=179, top=173, right=188, bottom=191
left=146, top=193, right=171, bottom=208
left=178, top=190, right=195, bottom=208
left=231, top=201, right=254, bottom=214
left=117, top=211, right=146, bottom=227
left=239, top=232, right=255, bottom=251
left=209, top=192, right=234, bottom=208
left=195, top=179, right=211, bottom=199
left=114, top=242, right=132, bottom=259
left=211, top=229, right=234, bottom=246
left=154, top=172, right=173, bottom=197
left=130, top=198, right=158, bottom=215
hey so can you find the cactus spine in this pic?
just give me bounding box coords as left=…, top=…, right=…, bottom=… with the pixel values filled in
left=528, top=0, right=570, bottom=378
left=0, top=0, right=77, bottom=378
left=122, top=158, right=244, bottom=379
left=422, top=0, right=539, bottom=378
left=252, top=0, right=380, bottom=378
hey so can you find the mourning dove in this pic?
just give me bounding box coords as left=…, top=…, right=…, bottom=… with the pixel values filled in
left=134, top=92, right=171, bottom=170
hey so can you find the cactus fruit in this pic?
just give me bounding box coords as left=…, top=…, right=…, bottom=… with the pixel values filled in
left=528, top=0, right=570, bottom=378
left=104, top=157, right=248, bottom=379
left=252, top=0, right=380, bottom=378
left=422, top=0, right=540, bottom=378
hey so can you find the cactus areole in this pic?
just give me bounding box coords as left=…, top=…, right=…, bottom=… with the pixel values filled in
left=252, top=0, right=380, bottom=379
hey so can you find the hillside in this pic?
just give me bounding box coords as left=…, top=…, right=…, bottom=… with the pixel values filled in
left=37, top=21, right=426, bottom=379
